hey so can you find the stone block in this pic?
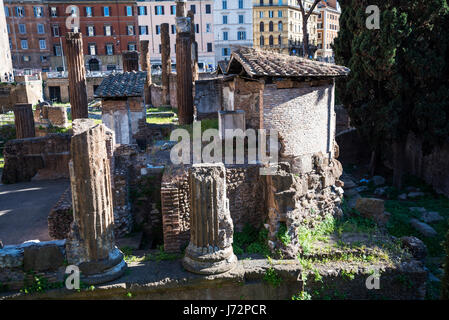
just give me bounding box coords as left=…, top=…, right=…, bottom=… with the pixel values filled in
left=23, top=244, right=65, bottom=272
left=354, top=198, right=388, bottom=225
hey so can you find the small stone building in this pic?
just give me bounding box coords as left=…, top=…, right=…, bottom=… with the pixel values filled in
left=95, top=72, right=147, bottom=145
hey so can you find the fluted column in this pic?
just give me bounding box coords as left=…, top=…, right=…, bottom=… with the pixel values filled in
left=66, top=120, right=126, bottom=284
left=176, top=16, right=193, bottom=124
left=183, top=163, right=237, bottom=275
left=140, top=40, right=152, bottom=105
left=65, top=33, right=88, bottom=120
left=13, top=104, right=35, bottom=139
left=161, top=23, right=171, bottom=106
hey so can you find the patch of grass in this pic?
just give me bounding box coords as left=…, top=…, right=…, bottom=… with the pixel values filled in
left=233, top=224, right=270, bottom=257
left=146, top=115, right=176, bottom=124
left=292, top=291, right=312, bottom=300
left=147, top=106, right=172, bottom=113
left=298, top=215, right=336, bottom=255
left=20, top=272, right=64, bottom=294
left=263, top=267, right=282, bottom=288
left=277, top=222, right=291, bottom=246
left=145, top=245, right=181, bottom=262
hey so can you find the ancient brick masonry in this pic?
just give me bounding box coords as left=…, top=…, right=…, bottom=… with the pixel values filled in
left=66, top=120, right=126, bottom=284
left=48, top=188, right=73, bottom=240
left=182, top=164, right=237, bottom=275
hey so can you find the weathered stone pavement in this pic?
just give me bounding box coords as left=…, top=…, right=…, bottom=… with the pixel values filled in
left=0, top=179, right=69, bottom=246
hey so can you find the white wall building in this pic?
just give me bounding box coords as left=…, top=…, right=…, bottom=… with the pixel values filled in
left=213, top=0, right=253, bottom=64
left=0, top=0, right=13, bottom=81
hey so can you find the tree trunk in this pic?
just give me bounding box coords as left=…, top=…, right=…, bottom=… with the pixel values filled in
left=392, top=139, right=405, bottom=190
left=302, top=19, right=309, bottom=58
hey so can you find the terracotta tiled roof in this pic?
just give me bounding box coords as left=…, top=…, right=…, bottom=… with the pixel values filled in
left=94, top=71, right=147, bottom=98
left=227, top=47, right=350, bottom=78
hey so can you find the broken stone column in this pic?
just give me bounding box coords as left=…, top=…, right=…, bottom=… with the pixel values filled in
left=140, top=40, right=152, bottom=106
left=13, top=104, right=35, bottom=139
left=160, top=23, right=171, bottom=106
left=65, top=33, right=88, bottom=120
left=176, top=0, right=186, bottom=17
left=187, top=10, right=199, bottom=81
left=176, top=16, right=194, bottom=125
left=123, top=51, right=139, bottom=72
left=183, top=163, right=237, bottom=275
left=66, top=120, right=126, bottom=285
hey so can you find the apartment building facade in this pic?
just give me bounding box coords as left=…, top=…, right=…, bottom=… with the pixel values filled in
left=252, top=0, right=318, bottom=56
left=316, top=0, right=340, bottom=61
left=4, top=0, right=139, bottom=75
left=213, top=0, right=253, bottom=63
left=137, top=0, right=215, bottom=71
left=0, top=0, right=13, bottom=81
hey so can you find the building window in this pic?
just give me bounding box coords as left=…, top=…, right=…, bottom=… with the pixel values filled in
left=127, top=25, right=135, bottom=36
left=103, top=7, right=110, bottom=17
left=34, top=7, right=43, bottom=17
left=259, top=11, right=263, bottom=18
left=278, top=0, right=283, bottom=4
left=4, top=7, right=9, bottom=17
left=278, top=35, right=282, bottom=45
left=222, top=15, right=227, bottom=24
left=195, top=24, right=199, bottom=33
left=269, top=21, right=274, bottom=32
left=128, top=43, right=137, bottom=51
left=170, top=5, right=176, bottom=15
left=105, top=44, right=114, bottom=55
left=21, top=39, right=28, bottom=49
left=222, top=0, right=227, bottom=10
left=19, top=24, right=26, bottom=34
left=206, top=23, right=211, bottom=33
left=237, top=31, right=246, bottom=40
left=222, top=48, right=230, bottom=56
left=138, top=6, right=147, bottom=15
left=85, top=7, right=93, bottom=17
left=190, top=5, right=196, bottom=14
left=7, top=25, right=10, bottom=34
left=39, top=40, right=46, bottom=50
left=126, top=6, right=133, bottom=16
left=16, top=7, right=25, bottom=17
left=269, top=35, right=274, bottom=46
left=87, top=26, right=95, bottom=37
left=239, top=15, right=244, bottom=24
left=23, top=56, right=30, bottom=62
left=207, top=43, right=213, bottom=52
left=37, top=24, right=45, bottom=34
left=278, top=21, right=283, bottom=31
left=260, top=0, right=263, bottom=6
left=278, top=10, right=282, bottom=17
left=259, top=36, right=264, bottom=46
left=171, top=24, right=176, bottom=34
left=259, top=22, right=264, bottom=32
left=52, top=25, right=60, bottom=37
left=238, top=0, right=244, bottom=9
left=54, top=45, right=62, bottom=56
left=89, top=44, right=97, bottom=55
left=104, top=25, right=112, bottom=36
left=155, top=25, right=161, bottom=35
left=269, top=0, right=273, bottom=5
left=139, top=26, right=149, bottom=35
left=155, top=6, right=164, bottom=15
left=205, top=4, right=211, bottom=14
left=223, top=31, right=228, bottom=41
left=51, top=7, right=57, bottom=17
left=269, top=11, right=274, bottom=18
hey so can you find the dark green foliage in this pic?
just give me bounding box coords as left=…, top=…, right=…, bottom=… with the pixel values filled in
left=334, top=0, right=449, bottom=185
left=233, top=224, right=270, bottom=257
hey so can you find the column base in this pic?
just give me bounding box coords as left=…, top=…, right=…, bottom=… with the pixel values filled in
left=78, top=247, right=128, bottom=285
left=182, top=244, right=238, bottom=275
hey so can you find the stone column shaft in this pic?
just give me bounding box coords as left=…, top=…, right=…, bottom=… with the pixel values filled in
left=161, top=23, right=171, bottom=106
left=13, top=104, right=35, bottom=139
left=183, top=164, right=237, bottom=275
left=176, top=17, right=194, bottom=125
left=140, top=40, right=152, bottom=105
left=187, top=10, right=199, bottom=81
left=176, top=0, right=186, bottom=17
left=66, top=120, right=126, bottom=284
left=65, top=33, right=88, bottom=120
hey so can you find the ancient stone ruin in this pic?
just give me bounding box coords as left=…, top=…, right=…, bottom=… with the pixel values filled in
left=182, top=164, right=237, bottom=275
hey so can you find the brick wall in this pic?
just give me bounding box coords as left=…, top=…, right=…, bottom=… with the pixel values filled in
left=233, top=77, right=264, bottom=130
left=1, top=133, right=71, bottom=184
